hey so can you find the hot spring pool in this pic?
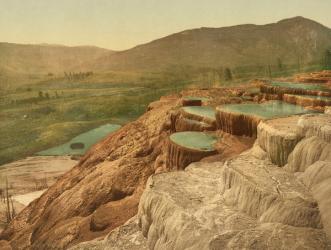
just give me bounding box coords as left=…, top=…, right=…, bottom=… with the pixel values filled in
left=170, top=131, right=217, bottom=151
left=217, top=101, right=315, bottom=119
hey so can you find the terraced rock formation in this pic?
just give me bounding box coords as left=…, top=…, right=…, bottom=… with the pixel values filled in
left=260, top=82, right=331, bottom=97
left=137, top=112, right=331, bottom=249
left=215, top=101, right=312, bottom=137
left=283, top=94, right=331, bottom=108
left=171, top=106, right=216, bottom=132
left=166, top=131, right=217, bottom=170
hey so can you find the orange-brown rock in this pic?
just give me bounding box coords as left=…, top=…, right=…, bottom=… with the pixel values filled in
left=283, top=94, right=331, bottom=108
left=216, top=108, right=262, bottom=137
left=0, top=96, right=178, bottom=250
left=260, top=84, right=331, bottom=97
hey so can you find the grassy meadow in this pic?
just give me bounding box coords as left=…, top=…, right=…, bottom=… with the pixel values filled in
left=0, top=70, right=197, bottom=165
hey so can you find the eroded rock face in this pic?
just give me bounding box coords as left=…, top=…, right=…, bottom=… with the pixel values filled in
left=286, top=114, right=331, bottom=172
left=257, top=116, right=301, bottom=166
left=299, top=161, right=331, bottom=240
left=137, top=112, right=331, bottom=249
left=138, top=161, right=329, bottom=250
left=216, top=108, right=261, bottom=137
left=0, top=96, right=178, bottom=250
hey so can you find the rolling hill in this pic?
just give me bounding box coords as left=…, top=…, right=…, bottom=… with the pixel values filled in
left=0, top=43, right=112, bottom=76
left=83, top=16, right=331, bottom=72
left=1, top=16, right=330, bottom=79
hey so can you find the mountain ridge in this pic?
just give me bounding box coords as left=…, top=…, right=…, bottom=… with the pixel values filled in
left=1, top=16, right=330, bottom=77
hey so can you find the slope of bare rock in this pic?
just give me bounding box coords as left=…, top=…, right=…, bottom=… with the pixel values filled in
left=283, top=94, right=331, bottom=108
left=286, top=136, right=331, bottom=172
left=296, top=114, right=331, bottom=141
left=0, top=96, right=177, bottom=250
left=299, top=161, right=331, bottom=241
left=286, top=114, right=331, bottom=172
left=257, top=116, right=301, bottom=166
left=215, top=108, right=261, bottom=137
left=138, top=161, right=329, bottom=250
left=69, top=216, right=147, bottom=250
left=221, top=153, right=321, bottom=228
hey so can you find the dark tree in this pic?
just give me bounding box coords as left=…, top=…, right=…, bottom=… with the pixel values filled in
left=224, top=68, right=233, bottom=81
left=38, top=91, right=43, bottom=99
left=324, top=49, right=331, bottom=70
left=277, top=58, right=283, bottom=71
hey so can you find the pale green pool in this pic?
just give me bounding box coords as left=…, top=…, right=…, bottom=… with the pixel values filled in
left=271, top=82, right=330, bottom=92
left=37, top=124, right=121, bottom=156
left=170, top=132, right=217, bottom=151
left=182, top=106, right=216, bottom=120
left=218, top=101, right=315, bottom=119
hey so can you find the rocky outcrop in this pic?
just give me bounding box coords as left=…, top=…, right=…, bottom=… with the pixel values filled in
left=257, top=116, right=301, bottom=166
left=283, top=94, right=331, bottom=108
left=138, top=160, right=329, bottom=249
left=216, top=107, right=261, bottom=137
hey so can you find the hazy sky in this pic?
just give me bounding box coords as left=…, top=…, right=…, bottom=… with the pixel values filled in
left=1, top=0, right=330, bottom=50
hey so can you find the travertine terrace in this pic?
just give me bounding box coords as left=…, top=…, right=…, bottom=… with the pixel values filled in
left=1, top=71, right=331, bottom=250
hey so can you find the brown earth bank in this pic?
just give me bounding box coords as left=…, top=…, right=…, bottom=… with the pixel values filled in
left=0, top=86, right=256, bottom=249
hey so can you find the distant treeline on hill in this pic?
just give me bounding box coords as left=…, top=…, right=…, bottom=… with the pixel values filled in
left=63, top=71, right=93, bottom=81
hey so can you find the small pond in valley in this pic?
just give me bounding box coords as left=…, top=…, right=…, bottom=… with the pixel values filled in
left=37, top=124, right=121, bottom=156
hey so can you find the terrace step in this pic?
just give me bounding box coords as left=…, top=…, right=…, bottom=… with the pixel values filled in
left=216, top=101, right=312, bottom=137
left=138, top=158, right=329, bottom=249
left=166, top=131, right=217, bottom=170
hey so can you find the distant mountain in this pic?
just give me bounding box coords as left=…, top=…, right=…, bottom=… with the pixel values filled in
left=0, top=43, right=112, bottom=75
left=1, top=17, right=330, bottom=77
left=84, top=16, right=331, bottom=72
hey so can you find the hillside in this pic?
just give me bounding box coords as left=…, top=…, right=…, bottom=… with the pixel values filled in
left=84, top=16, right=331, bottom=72
left=2, top=17, right=330, bottom=82
left=0, top=43, right=111, bottom=76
